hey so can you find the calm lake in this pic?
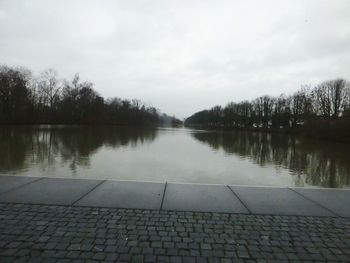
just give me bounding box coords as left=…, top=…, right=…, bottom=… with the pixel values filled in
left=1, top=126, right=349, bottom=188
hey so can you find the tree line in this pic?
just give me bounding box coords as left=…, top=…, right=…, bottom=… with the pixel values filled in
left=0, top=65, right=164, bottom=125
left=185, top=78, right=350, bottom=141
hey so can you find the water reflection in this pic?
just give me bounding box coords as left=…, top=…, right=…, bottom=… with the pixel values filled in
left=1, top=126, right=349, bottom=188
left=0, top=126, right=157, bottom=174
left=191, top=130, right=350, bottom=188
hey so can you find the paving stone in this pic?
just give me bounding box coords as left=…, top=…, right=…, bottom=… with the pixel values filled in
left=163, top=183, right=248, bottom=213
left=0, top=178, right=102, bottom=205
left=0, top=196, right=349, bottom=262
left=75, top=180, right=165, bottom=209
left=0, top=175, right=42, bottom=194
left=230, top=186, right=335, bottom=216
left=292, top=188, right=350, bottom=217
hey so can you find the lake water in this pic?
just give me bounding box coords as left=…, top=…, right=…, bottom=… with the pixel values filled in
left=1, top=126, right=349, bottom=188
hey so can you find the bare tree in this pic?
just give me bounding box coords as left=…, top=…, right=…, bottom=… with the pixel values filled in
left=0, top=65, right=31, bottom=122
left=313, top=79, right=349, bottom=118
left=38, top=69, right=61, bottom=116
left=289, top=87, right=313, bottom=126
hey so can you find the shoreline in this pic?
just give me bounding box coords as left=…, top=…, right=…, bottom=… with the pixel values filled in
left=185, top=124, right=350, bottom=144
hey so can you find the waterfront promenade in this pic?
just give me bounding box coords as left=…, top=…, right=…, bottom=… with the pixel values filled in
left=0, top=175, right=349, bottom=262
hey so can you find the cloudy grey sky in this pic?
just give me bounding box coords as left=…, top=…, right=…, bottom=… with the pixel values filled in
left=1, top=0, right=350, bottom=118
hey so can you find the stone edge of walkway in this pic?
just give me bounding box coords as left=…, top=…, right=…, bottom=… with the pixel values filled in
left=0, top=175, right=349, bottom=218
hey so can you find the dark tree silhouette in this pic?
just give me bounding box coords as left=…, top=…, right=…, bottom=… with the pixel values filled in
left=0, top=65, right=165, bottom=125
left=0, top=66, right=31, bottom=123
left=185, top=78, right=350, bottom=142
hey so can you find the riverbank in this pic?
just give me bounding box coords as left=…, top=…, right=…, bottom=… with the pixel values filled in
left=186, top=118, right=350, bottom=143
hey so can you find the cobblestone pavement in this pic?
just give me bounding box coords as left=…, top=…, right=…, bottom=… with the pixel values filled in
left=0, top=203, right=349, bottom=263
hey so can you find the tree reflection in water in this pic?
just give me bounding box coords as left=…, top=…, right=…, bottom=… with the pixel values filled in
left=191, top=130, right=350, bottom=188
left=0, top=126, right=157, bottom=174
left=1, top=126, right=349, bottom=188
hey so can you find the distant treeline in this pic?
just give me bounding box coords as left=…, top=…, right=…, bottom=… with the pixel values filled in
left=185, top=79, right=350, bottom=142
left=0, top=65, right=181, bottom=125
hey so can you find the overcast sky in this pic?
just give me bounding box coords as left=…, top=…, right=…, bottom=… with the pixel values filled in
left=1, top=0, right=350, bottom=118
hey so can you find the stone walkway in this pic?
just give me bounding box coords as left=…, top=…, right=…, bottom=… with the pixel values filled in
left=0, top=176, right=350, bottom=262
left=0, top=203, right=350, bottom=263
